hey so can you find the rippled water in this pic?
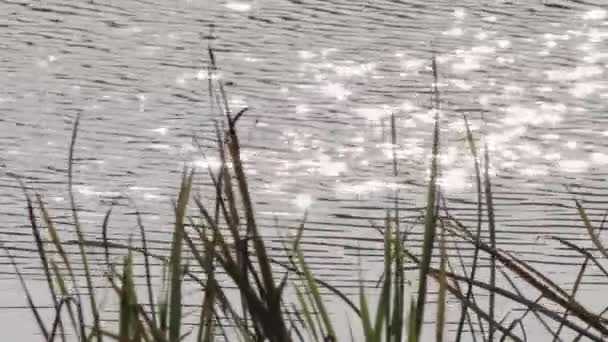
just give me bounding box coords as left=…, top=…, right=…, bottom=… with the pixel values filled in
left=1, top=0, right=608, bottom=340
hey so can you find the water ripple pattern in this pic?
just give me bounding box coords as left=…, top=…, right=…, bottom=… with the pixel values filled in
left=1, top=0, right=607, bottom=340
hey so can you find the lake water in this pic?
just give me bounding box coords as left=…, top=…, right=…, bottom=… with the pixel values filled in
left=1, top=0, right=608, bottom=340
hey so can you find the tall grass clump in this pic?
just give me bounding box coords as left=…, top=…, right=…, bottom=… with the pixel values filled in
left=7, top=49, right=608, bottom=342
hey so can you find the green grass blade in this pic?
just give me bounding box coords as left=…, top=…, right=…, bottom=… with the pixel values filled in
left=446, top=246, right=480, bottom=342
left=16, top=181, right=68, bottom=341
left=168, top=169, right=193, bottom=341
left=295, top=284, right=319, bottom=342
left=230, top=143, right=275, bottom=292
left=407, top=299, right=418, bottom=342
left=19, top=183, right=59, bottom=303
left=391, top=226, right=406, bottom=342
left=37, top=194, right=84, bottom=340
left=36, top=194, right=80, bottom=289
left=101, top=206, right=113, bottom=271
left=159, top=262, right=170, bottom=338
left=359, top=280, right=374, bottom=341
left=133, top=207, right=157, bottom=325
left=373, top=214, right=392, bottom=341
left=119, top=250, right=136, bottom=341
left=435, top=225, right=447, bottom=342
left=455, top=114, right=483, bottom=342
left=292, top=212, right=308, bottom=258
left=201, top=228, right=217, bottom=342
left=66, top=113, right=102, bottom=342
left=414, top=56, right=441, bottom=339
left=50, top=259, right=82, bottom=340
left=483, top=141, right=497, bottom=341
left=296, top=248, right=335, bottom=339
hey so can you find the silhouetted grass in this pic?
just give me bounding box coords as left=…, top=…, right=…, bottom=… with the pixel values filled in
left=7, top=50, right=608, bottom=342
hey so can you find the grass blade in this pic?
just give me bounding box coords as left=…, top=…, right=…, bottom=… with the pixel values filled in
left=359, top=277, right=373, bottom=341
left=483, top=141, right=497, bottom=341
left=133, top=206, right=157, bottom=325
left=102, top=206, right=113, bottom=272
left=414, top=56, right=441, bottom=339
left=159, top=261, right=169, bottom=337
left=552, top=257, right=589, bottom=341
left=392, top=228, right=407, bottom=342
left=435, top=223, right=447, bottom=342
left=296, top=248, right=335, bottom=340
left=407, top=299, right=418, bottom=342
left=575, top=200, right=608, bottom=260
left=168, top=169, right=193, bottom=341
left=455, top=114, right=484, bottom=342
left=67, top=113, right=102, bottom=342
left=16, top=180, right=66, bottom=341
left=119, top=248, right=136, bottom=342
left=295, top=284, right=319, bottom=342
left=373, top=213, right=392, bottom=341
left=3, top=246, right=49, bottom=340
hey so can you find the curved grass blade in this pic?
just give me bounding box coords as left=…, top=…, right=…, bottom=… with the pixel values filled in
left=16, top=180, right=66, bottom=341
left=102, top=206, right=113, bottom=272
left=36, top=195, right=83, bottom=340
left=132, top=206, right=157, bottom=325
left=66, top=113, right=102, bottom=342
left=3, top=246, right=49, bottom=340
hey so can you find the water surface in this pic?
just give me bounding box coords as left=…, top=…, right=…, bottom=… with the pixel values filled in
left=1, top=0, right=608, bottom=340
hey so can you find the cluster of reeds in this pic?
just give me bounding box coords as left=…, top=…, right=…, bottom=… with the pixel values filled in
left=6, top=50, right=608, bottom=342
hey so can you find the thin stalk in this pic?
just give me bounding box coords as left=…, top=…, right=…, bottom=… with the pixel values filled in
left=455, top=114, right=484, bottom=342
left=500, top=270, right=560, bottom=341
left=483, top=141, right=497, bottom=341
left=444, top=223, right=608, bottom=336
left=17, top=181, right=66, bottom=341
left=575, top=200, right=608, bottom=259
left=133, top=206, right=157, bottom=325
left=552, top=257, right=589, bottom=341
left=447, top=246, right=480, bottom=342
left=436, top=223, right=447, bottom=342
left=67, top=113, right=102, bottom=342
left=36, top=194, right=83, bottom=339
left=414, top=55, right=441, bottom=339
left=3, top=246, right=49, bottom=340
left=168, top=170, right=193, bottom=341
